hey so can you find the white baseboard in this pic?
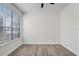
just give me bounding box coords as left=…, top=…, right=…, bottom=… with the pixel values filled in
left=23, top=42, right=59, bottom=45
left=60, top=43, right=77, bottom=56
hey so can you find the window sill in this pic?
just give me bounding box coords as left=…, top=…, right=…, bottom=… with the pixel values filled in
left=0, top=38, right=20, bottom=47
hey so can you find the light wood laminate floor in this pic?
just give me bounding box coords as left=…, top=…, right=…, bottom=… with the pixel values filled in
left=9, top=44, right=76, bottom=56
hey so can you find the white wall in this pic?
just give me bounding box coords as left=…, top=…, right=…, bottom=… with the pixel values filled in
left=60, top=3, right=79, bottom=55
left=23, top=12, right=60, bottom=44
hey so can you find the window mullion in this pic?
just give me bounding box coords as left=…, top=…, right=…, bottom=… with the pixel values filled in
left=11, top=11, right=13, bottom=40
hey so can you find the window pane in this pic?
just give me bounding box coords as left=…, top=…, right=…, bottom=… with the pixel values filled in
left=13, top=12, right=20, bottom=39
left=0, top=4, right=11, bottom=44
left=13, top=12, right=20, bottom=27
left=0, top=13, right=3, bottom=38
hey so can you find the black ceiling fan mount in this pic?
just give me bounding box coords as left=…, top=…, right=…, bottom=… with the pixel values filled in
left=41, top=3, right=55, bottom=8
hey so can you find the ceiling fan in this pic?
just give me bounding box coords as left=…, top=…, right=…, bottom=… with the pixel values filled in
left=41, top=3, right=55, bottom=8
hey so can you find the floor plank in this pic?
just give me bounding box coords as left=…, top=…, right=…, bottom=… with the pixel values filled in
left=9, top=44, right=76, bottom=56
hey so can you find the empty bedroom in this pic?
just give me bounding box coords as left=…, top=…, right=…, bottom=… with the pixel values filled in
left=0, top=3, right=79, bottom=56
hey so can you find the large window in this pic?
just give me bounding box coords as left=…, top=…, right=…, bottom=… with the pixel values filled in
left=0, top=4, right=20, bottom=44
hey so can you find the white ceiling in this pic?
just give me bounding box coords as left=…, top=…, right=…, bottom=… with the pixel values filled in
left=14, top=3, right=69, bottom=14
